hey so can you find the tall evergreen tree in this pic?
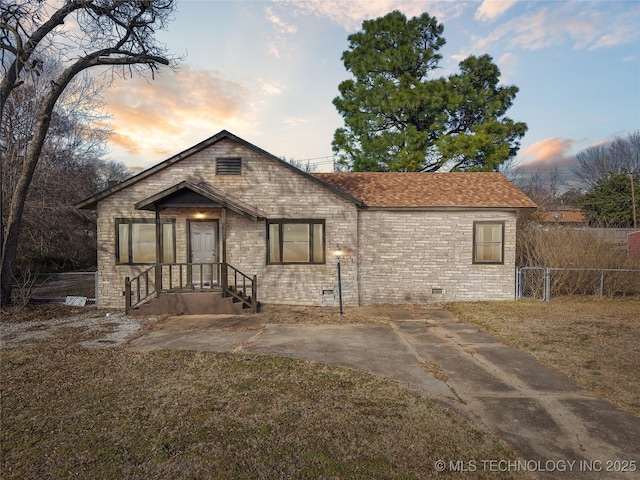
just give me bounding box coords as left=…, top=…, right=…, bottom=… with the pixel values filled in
left=332, top=10, right=527, bottom=172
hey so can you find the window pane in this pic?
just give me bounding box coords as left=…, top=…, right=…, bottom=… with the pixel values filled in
left=476, top=243, right=501, bottom=262
left=132, top=224, right=156, bottom=263
left=163, top=223, right=175, bottom=263
left=477, top=224, right=501, bottom=242
left=118, top=224, right=129, bottom=263
left=475, top=223, right=503, bottom=262
left=269, top=224, right=280, bottom=262
left=283, top=224, right=309, bottom=262
left=267, top=221, right=324, bottom=264
left=313, top=224, right=324, bottom=262
left=283, top=224, right=309, bottom=242
left=283, top=241, right=309, bottom=262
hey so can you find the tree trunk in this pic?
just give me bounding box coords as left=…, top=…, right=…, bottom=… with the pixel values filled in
left=0, top=77, right=64, bottom=306
left=0, top=1, right=173, bottom=306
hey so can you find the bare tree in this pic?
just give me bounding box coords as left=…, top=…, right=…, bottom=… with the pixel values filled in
left=2, top=60, right=132, bottom=272
left=1, top=0, right=177, bottom=306
left=505, top=164, right=562, bottom=209
left=2, top=62, right=104, bottom=271
left=284, top=157, right=318, bottom=173
left=574, top=131, right=640, bottom=189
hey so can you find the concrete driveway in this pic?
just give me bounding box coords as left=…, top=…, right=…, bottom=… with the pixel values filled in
left=127, top=310, right=640, bottom=479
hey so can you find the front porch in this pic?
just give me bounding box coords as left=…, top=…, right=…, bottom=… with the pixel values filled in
left=123, top=181, right=267, bottom=315
left=125, top=262, right=258, bottom=315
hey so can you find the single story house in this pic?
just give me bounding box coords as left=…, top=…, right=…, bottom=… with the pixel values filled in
left=538, top=206, right=588, bottom=227
left=76, top=130, right=536, bottom=313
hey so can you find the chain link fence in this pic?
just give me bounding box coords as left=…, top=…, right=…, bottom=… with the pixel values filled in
left=517, top=267, right=640, bottom=301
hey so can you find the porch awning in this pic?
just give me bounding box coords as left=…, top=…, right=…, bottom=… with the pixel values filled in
left=135, top=181, right=268, bottom=220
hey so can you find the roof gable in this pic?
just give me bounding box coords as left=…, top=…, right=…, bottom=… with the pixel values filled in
left=312, top=172, right=537, bottom=209
left=76, top=130, right=362, bottom=209
left=135, top=181, right=267, bottom=220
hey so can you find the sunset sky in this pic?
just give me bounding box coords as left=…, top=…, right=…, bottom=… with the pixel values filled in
left=99, top=0, right=640, bottom=175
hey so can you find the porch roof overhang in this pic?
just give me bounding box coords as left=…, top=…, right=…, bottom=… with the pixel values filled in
left=135, top=181, right=267, bottom=220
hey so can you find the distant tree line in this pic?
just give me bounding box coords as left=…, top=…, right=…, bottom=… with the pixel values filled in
left=511, top=131, right=639, bottom=228
left=1, top=0, right=176, bottom=306
left=1, top=59, right=131, bottom=272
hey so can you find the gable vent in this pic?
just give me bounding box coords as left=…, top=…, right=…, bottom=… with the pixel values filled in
left=216, top=157, right=242, bottom=175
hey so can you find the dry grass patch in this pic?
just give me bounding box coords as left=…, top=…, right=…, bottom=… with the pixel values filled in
left=1, top=326, right=533, bottom=479
left=447, top=298, right=640, bottom=416
left=257, top=303, right=442, bottom=325
left=1, top=303, right=83, bottom=323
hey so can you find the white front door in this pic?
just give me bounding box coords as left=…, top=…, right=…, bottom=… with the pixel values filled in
left=190, top=221, right=217, bottom=287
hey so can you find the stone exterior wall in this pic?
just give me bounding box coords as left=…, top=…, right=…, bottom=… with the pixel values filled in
left=94, top=136, right=520, bottom=310
left=95, top=138, right=358, bottom=309
left=357, top=209, right=518, bottom=304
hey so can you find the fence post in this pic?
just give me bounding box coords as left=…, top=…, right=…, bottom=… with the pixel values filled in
left=515, top=268, right=521, bottom=299
left=544, top=268, right=551, bottom=302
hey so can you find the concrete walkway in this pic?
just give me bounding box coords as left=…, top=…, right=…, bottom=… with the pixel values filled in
left=127, top=310, right=640, bottom=479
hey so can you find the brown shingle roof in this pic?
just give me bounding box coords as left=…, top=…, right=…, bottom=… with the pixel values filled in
left=312, top=172, right=536, bottom=209
left=538, top=209, right=587, bottom=224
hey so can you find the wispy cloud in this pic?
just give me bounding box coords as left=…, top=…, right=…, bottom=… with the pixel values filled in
left=276, top=0, right=465, bottom=32
left=265, top=6, right=298, bottom=34
left=257, top=79, right=283, bottom=96
left=589, top=21, right=640, bottom=51
left=283, top=117, right=308, bottom=127
left=474, top=0, right=517, bottom=22
left=102, top=65, right=253, bottom=159
left=497, top=51, right=518, bottom=82
left=472, top=4, right=640, bottom=53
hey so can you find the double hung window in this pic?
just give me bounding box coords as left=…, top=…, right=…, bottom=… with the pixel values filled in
left=116, top=218, right=175, bottom=264
left=473, top=221, right=504, bottom=264
left=268, top=220, right=325, bottom=264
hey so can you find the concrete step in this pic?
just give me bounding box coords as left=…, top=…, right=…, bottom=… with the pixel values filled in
left=130, top=291, right=251, bottom=316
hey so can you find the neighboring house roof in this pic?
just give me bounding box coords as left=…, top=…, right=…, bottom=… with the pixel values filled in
left=538, top=207, right=587, bottom=224
left=313, top=172, right=537, bottom=209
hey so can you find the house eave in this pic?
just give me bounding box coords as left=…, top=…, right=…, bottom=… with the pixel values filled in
left=135, top=181, right=268, bottom=221
left=359, top=205, right=537, bottom=212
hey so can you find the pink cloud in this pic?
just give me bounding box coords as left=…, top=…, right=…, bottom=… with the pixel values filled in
left=101, top=65, right=252, bottom=156
left=525, top=137, right=576, bottom=163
